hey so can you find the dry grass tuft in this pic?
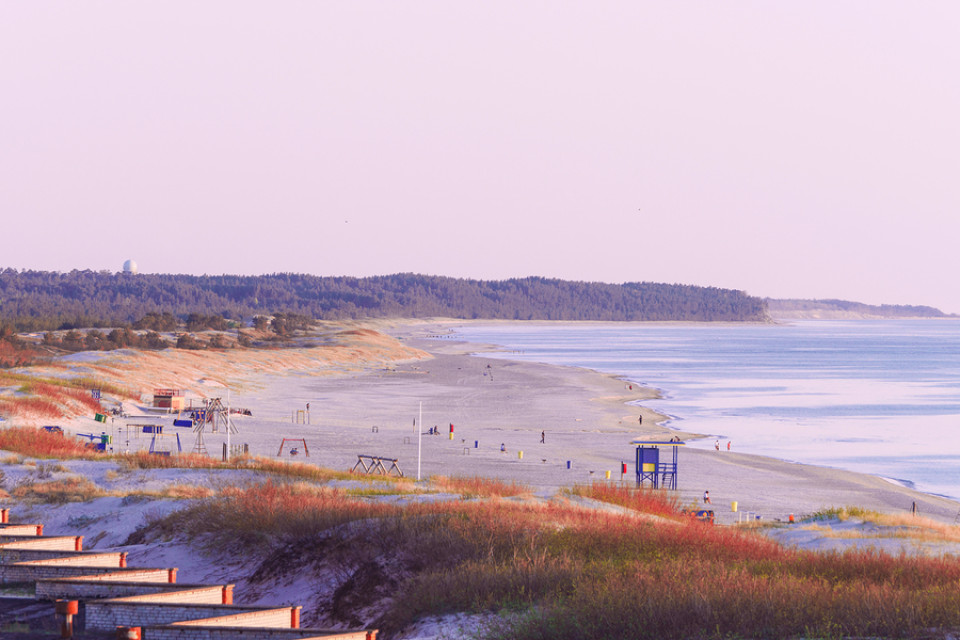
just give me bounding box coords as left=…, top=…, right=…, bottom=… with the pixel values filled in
left=12, top=477, right=105, bottom=504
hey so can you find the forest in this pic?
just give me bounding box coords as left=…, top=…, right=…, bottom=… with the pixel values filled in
left=0, top=269, right=768, bottom=331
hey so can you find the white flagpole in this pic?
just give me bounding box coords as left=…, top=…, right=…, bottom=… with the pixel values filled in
left=226, top=388, right=231, bottom=460
left=417, top=401, right=422, bottom=481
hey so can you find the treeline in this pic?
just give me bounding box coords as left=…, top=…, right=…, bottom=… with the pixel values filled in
left=0, top=269, right=768, bottom=331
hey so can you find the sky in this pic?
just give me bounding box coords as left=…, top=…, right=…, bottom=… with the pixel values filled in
left=2, top=3, right=960, bottom=312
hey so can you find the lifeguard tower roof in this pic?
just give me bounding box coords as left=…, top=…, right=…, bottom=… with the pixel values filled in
left=630, top=439, right=686, bottom=447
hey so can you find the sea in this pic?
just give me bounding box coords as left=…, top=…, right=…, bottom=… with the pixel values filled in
left=453, top=320, right=960, bottom=501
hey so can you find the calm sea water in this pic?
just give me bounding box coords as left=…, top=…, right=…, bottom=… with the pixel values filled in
left=454, top=320, right=960, bottom=501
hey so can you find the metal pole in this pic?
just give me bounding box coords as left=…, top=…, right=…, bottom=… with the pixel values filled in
left=226, top=388, right=231, bottom=460
left=417, top=402, right=422, bottom=481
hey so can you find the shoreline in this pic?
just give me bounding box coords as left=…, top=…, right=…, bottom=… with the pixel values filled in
left=387, top=319, right=960, bottom=525
left=3, top=318, right=958, bottom=527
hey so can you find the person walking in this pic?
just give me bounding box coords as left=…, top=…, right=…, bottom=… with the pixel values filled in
left=540, top=430, right=545, bottom=444
left=703, top=490, right=712, bottom=504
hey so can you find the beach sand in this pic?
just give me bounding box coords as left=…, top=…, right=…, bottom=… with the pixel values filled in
left=209, top=321, right=960, bottom=527
left=9, top=320, right=960, bottom=527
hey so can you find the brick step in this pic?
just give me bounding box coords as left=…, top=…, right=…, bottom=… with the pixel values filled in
left=38, top=579, right=224, bottom=602
left=0, top=535, right=83, bottom=550
left=85, top=603, right=298, bottom=631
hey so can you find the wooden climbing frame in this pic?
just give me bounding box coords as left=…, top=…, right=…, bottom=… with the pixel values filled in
left=352, top=454, right=404, bottom=477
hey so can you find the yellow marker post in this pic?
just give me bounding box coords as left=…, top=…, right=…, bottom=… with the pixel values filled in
left=518, top=450, right=523, bottom=460
left=604, top=470, right=611, bottom=480
left=731, top=501, right=738, bottom=512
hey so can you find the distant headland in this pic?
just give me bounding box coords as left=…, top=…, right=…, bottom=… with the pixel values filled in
left=766, top=298, right=956, bottom=320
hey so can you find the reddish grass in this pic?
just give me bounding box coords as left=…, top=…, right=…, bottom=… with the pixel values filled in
left=0, top=396, right=63, bottom=418
left=118, top=452, right=368, bottom=484
left=429, top=475, right=529, bottom=498
left=0, top=426, right=101, bottom=459
left=569, top=482, right=683, bottom=518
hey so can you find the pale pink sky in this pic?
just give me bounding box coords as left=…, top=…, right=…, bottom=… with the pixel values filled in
left=3, top=3, right=959, bottom=312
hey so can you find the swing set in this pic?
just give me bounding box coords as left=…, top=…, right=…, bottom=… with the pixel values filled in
left=277, top=438, right=310, bottom=457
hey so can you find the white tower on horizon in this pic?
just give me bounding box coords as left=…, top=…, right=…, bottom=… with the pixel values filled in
left=122, top=259, right=138, bottom=275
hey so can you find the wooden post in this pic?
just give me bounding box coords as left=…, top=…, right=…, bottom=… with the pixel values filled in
left=55, top=600, right=78, bottom=639
left=291, top=606, right=301, bottom=628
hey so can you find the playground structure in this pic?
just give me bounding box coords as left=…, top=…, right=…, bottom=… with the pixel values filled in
left=192, top=397, right=239, bottom=455
left=76, top=432, right=111, bottom=452
left=352, top=454, right=404, bottom=477
left=632, top=440, right=684, bottom=490
left=276, top=438, right=310, bottom=457
left=149, top=432, right=183, bottom=456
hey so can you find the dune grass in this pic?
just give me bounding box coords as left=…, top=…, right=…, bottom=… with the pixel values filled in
left=135, top=480, right=960, bottom=639
left=428, top=475, right=530, bottom=498
left=806, top=506, right=960, bottom=544
left=11, top=476, right=215, bottom=504
left=566, top=482, right=683, bottom=518
left=0, top=373, right=137, bottom=420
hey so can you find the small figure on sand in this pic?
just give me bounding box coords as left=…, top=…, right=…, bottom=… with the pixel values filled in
left=540, top=430, right=545, bottom=444
left=727, top=441, right=731, bottom=451
left=703, top=490, right=712, bottom=504
left=714, top=440, right=720, bottom=451
left=500, top=443, right=506, bottom=452
left=638, top=415, right=643, bottom=425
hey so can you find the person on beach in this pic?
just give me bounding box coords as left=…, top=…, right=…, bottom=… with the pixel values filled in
left=540, top=430, right=545, bottom=444
left=500, top=443, right=506, bottom=452
left=715, top=440, right=720, bottom=451
left=703, top=490, right=712, bottom=504
left=638, top=415, right=643, bottom=425
left=727, top=441, right=731, bottom=451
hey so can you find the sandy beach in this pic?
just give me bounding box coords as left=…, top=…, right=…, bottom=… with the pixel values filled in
left=314, top=322, right=960, bottom=526
left=8, top=320, right=960, bottom=527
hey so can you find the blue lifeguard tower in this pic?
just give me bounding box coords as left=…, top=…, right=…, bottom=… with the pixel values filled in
left=631, top=439, right=684, bottom=490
